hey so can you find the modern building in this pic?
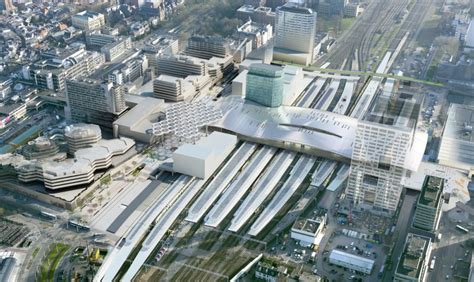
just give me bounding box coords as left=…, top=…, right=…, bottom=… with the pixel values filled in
left=64, top=123, right=102, bottom=154
left=186, top=35, right=231, bottom=60
left=66, top=79, right=127, bottom=128
left=101, top=36, right=132, bottom=62
left=21, top=137, right=61, bottom=160
left=245, top=63, right=284, bottom=107
left=329, top=250, right=375, bottom=274
left=113, top=95, right=164, bottom=144
left=108, top=55, right=148, bottom=85
left=464, top=17, right=474, bottom=52
left=394, top=233, right=432, bottom=282
left=413, top=176, right=444, bottom=232
left=273, top=2, right=317, bottom=65
left=153, top=75, right=195, bottom=102
left=0, top=99, right=27, bottom=129
left=85, top=32, right=118, bottom=48
left=156, top=54, right=208, bottom=78
left=72, top=11, right=105, bottom=31
left=291, top=210, right=327, bottom=247
left=237, top=5, right=276, bottom=27
left=438, top=104, right=474, bottom=176
left=141, top=35, right=179, bottom=75
left=173, top=132, right=237, bottom=179
left=234, top=20, right=273, bottom=49
left=345, top=85, right=425, bottom=214
left=27, top=46, right=104, bottom=92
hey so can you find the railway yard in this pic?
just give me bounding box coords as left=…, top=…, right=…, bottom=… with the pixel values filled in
left=0, top=0, right=460, bottom=281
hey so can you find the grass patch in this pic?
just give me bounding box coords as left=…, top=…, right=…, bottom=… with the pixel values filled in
left=32, top=247, right=39, bottom=259
left=341, top=17, right=356, bottom=32
left=39, top=243, right=70, bottom=282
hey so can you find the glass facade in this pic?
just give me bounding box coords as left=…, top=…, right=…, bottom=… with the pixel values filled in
left=245, top=64, right=284, bottom=108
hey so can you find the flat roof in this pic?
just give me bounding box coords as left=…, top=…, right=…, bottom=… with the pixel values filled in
left=329, top=250, right=375, bottom=270
left=419, top=176, right=443, bottom=207
left=396, top=233, right=430, bottom=279
left=114, top=96, right=164, bottom=129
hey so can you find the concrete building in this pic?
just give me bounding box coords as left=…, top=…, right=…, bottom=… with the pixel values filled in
left=100, top=36, right=132, bottom=62
left=64, top=123, right=102, bottom=154
left=21, top=137, right=61, bottom=160
left=273, top=2, right=317, bottom=66
left=438, top=104, right=474, bottom=176
left=234, top=20, right=273, bottom=49
left=153, top=75, right=195, bottom=102
left=186, top=35, right=231, bottom=60
left=72, top=11, right=105, bottom=31
left=85, top=32, right=117, bottom=48
left=346, top=85, right=425, bottom=214
left=464, top=17, right=474, bottom=52
left=113, top=95, right=164, bottom=144
left=156, top=54, right=208, bottom=78
left=344, top=3, right=361, bottom=17
left=329, top=250, right=375, bottom=274
left=66, top=79, right=127, bottom=128
left=413, top=176, right=444, bottom=232
left=0, top=99, right=27, bottom=128
left=237, top=5, right=276, bottom=27
left=245, top=63, right=284, bottom=107
left=291, top=210, right=327, bottom=247
left=28, top=47, right=104, bottom=92
left=173, top=132, right=237, bottom=179
left=394, top=233, right=432, bottom=282
left=108, top=55, right=148, bottom=85
left=141, top=35, right=179, bottom=75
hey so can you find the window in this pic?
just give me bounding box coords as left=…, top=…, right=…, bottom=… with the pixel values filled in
left=378, top=156, right=391, bottom=171
left=363, top=174, right=379, bottom=186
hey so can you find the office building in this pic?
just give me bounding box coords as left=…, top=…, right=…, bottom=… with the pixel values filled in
left=108, top=55, right=148, bottom=85
left=413, top=176, right=444, bottom=232
left=66, top=79, right=127, bottom=128
left=394, top=233, right=432, bottom=282
left=28, top=47, right=104, bottom=92
left=329, top=250, right=375, bottom=274
left=345, top=85, right=425, bottom=214
left=186, top=35, right=231, bottom=60
left=438, top=104, right=474, bottom=176
left=245, top=63, right=284, bottom=107
left=234, top=20, right=273, bottom=49
left=344, top=3, right=361, bottom=17
left=153, top=75, right=195, bottom=102
left=101, top=36, right=132, bottom=62
left=85, top=32, right=117, bottom=48
left=237, top=5, right=276, bottom=27
left=156, top=54, right=208, bottom=78
left=141, top=35, right=179, bottom=75
left=273, top=2, right=317, bottom=65
left=72, top=11, right=105, bottom=31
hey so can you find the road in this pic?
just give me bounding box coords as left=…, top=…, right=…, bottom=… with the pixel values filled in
left=383, top=190, right=419, bottom=281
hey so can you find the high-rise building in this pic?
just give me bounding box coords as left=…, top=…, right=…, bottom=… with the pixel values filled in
left=66, top=78, right=127, bottom=128
left=413, top=176, right=444, bottom=232
left=345, top=84, right=424, bottom=214
left=245, top=63, right=284, bottom=107
left=273, top=2, right=317, bottom=66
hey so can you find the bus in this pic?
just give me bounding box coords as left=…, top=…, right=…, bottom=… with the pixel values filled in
left=456, top=225, right=469, bottom=233
left=40, top=211, right=58, bottom=221
left=68, top=220, right=90, bottom=231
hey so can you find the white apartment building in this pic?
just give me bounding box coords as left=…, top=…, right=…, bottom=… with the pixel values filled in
left=72, top=11, right=105, bottom=31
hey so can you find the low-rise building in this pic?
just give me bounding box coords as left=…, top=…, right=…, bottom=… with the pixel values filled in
left=438, top=104, right=474, bottom=176
left=101, top=36, right=132, bottom=62
left=344, top=3, right=361, bottom=17
left=413, top=176, right=444, bottom=232
left=237, top=5, right=276, bottom=27
left=234, top=20, right=273, bottom=49
left=173, top=132, right=237, bottom=179
left=291, top=210, right=327, bottom=247
left=329, top=250, right=375, bottom=274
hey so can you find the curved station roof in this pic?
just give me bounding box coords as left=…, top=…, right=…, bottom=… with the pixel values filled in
left=210, top=97, right=358, bottom=161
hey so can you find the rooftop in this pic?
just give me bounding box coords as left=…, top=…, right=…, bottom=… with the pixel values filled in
left=396, top=233, right=430, bottom=279
left=64, top=123, right=102, bottom=140
left=363, top=82, right=423, bottom=130
left=278, top=3, right=315, bottom=15
left=418, top=175, right=443, bottom=207
left=329, top=250, right=375, bottom=270
left=442, top=103, right=474, bottom=142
